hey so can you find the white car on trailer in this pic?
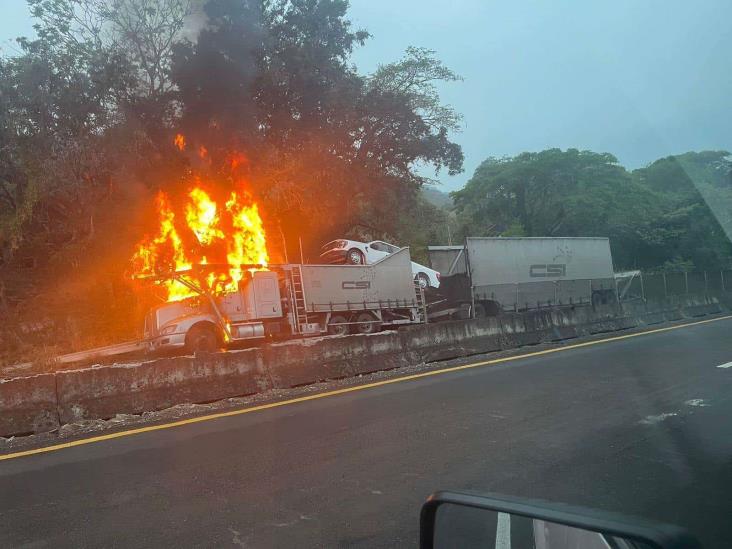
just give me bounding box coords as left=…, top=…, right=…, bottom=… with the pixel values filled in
left=320, top=239, right=441, bottom=289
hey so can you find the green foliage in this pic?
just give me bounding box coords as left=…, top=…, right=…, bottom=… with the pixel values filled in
left=171, top=0, right=463, bottom=252
left=629, top=152, right=732, bottom=270
left=369, top=46, right=463, bottom=134
left=0, top=0, right=464, bottom=364
left=453, top=148, right=732, bottom=270
left=393, top=194, right=452, bottom=264
left=0, top=17, right=130, bottom=270
left=421, top=186, right=452, bottom=209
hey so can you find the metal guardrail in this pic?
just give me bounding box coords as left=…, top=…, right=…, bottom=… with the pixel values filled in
left=54, top=340, right=148, bottom=364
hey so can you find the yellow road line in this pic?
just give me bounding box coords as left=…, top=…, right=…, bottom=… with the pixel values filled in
left=2, top=314, right=730, bottom=462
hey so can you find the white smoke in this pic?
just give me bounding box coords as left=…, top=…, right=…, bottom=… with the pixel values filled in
left=181, top=0, right=209, bottom=43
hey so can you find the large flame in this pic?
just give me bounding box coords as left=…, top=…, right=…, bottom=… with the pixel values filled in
left=132, top=141, right=269, bottom=301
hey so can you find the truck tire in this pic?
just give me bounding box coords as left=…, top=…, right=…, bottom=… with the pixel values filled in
left=351, top=312, right=381, bottom=335
left=473, top=303, right=487, bottom=319
left=185, top=324, right=220, bottom=354
left=327, top=314, right=349, bottom=336
left=347, top=249, right=365, bottom=265
left=592, top=290, right=616, bottom=309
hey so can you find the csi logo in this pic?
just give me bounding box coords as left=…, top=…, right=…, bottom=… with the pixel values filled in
left=342, top=281, right=371, bottom=289
left=529, top=264, right=566, bottom=278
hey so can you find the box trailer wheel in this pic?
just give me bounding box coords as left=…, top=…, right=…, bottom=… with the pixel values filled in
left=327, top=314, right=350, bottom=336
left=473, top=300, right=501, bottom=319
left=592, top=289, right=616, bottom=309
left=351, top=311, right=381, bottom=335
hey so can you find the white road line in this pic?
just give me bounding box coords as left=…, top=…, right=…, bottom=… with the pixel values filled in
left=495, top=512, right=511, bottom=549
left=717, top=362, right=732, bottom=369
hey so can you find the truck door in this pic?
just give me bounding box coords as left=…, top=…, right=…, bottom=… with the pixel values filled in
left=253, top=271, right=283, bottom=318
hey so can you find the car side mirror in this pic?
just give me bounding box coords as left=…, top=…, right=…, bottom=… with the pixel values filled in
left=420, top=491, right=701, bottom=549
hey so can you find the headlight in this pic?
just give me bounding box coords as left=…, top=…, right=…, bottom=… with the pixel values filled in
left=160, top=324, right=178, bottom=335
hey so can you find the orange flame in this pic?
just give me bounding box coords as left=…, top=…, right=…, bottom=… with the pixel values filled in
left=174, top=133, right=186, bottom=151
left=229, top=152, right=248, bottom=170
left=132, top=138, right=268, bottom=301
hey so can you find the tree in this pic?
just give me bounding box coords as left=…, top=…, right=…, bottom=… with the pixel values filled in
left=452, top=148, right=650, bottom=235
left=109, top=0, right=192, bottom=98
left=369, top=46, right=462, bottom=134
left=0, top=13, right=130, bottom=270
left=1, top=0, right=465, bottom=364
left=171, top=0, right=463, bottom=252
left=0, top=0, right=180, bottom=361
left=451, top=149, right=652, bottom=267
left=630, top=152, right=732, bottom=270
left=453, top=148, right=732, bottom=271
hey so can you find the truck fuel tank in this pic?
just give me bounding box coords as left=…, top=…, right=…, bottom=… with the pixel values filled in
left=231, top=322, right=265, bottom=339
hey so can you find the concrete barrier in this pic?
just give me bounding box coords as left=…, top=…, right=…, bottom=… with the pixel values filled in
left=682, top=297, right=721, bottom=317
left=401, top=318, right=502, bottom=363
left=2, top=292, right=729, bottom=438
left=718, top=293, right=732, bottom=310
left=637, top=312, right=666, bottom=325
left=264, top=331, right=408, bottom=389
left=56, top=349, right=269, bottom=423
left=0, top=373, right=59, bottom=436
left=535, top=309, right=578, bottom=342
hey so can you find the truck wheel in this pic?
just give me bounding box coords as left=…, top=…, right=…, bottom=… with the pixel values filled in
left=415, top=272, right=430, bottom=289
left=351, top=312, right=381, bottom=335
left=473, top=303, right=487, bottom=319
left=185, top=324, right=219, bottom=353
left=327, top=314, right=349, bottom=336
left=347, top=249, right=365, bottom=265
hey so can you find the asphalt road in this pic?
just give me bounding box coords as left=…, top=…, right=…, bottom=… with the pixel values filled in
left=2, top=317, right=732, bottom=548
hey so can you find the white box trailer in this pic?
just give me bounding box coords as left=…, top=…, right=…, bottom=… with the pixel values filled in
left=282, top=247, right=426, bottom=335
left=428, top=237, right=617, bottom=315
left=298, top=247, right=419, bottom=313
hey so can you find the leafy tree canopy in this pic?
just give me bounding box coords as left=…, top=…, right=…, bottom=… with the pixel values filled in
left=453, top=148, right=732, bottom=270
left=171, top=0, right=463, bottom=249
left=0, top=0, right=464, bottom=363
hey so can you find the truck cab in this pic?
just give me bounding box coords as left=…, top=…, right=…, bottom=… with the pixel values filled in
left=145, top=270, right=286, bottom=354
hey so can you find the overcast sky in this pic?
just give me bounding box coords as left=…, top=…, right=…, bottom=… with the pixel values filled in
left=2, top=0, right=731, bottom=191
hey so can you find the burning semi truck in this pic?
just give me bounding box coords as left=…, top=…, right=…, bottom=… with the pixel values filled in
left=143, top=249, right=427, bottom=353
left=131, top=142, right=426, bottom=354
